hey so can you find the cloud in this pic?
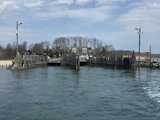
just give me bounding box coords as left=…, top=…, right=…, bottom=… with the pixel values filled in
left=34, top=5, right=115, bottom=22
left=117, top=8, right=153, bottom=23
left=150, top=3, right=160, bottom=8
left=75, top=0, right=93, bottom=5
left=0, top=26, right=44, bottom=46
left=24, top=1, right=44, bottom=7
left=0, top=1, right=19, bottom=14
left=49, top=0, right=74, bottom=5
left=96, top=0, right=128, bottom=5
left=110, top=0, right=160, bottom=53
left=116, top=2, right=160, bottom=23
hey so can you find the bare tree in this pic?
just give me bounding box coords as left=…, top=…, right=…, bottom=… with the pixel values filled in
left=32, top=43, right=44, bottom=55
left=5, top=43, right=15, bottom=59
left=18, top=41, right=27, bottom=55
left=51, top=36, right=115, bottom=56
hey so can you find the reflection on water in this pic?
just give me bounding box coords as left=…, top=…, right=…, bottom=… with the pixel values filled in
left=0, top=66, right=160, bottom=120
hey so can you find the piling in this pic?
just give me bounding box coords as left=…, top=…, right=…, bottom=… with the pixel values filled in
left=14, top=53, right=22, bottom=70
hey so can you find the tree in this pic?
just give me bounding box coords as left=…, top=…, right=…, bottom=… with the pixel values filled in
left=18, top=41, right=27, bottom=55
left=5, top=43, right=15, bottom=59
left=32, top=43, right=44, bottom=55
left=0, top=44, right=5, bottom=59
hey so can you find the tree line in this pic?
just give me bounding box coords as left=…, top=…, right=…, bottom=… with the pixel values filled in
left=0, top=36, right=115, bottom=60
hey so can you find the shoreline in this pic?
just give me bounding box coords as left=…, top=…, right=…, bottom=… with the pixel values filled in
left=0, top=60, right=12, bottom=66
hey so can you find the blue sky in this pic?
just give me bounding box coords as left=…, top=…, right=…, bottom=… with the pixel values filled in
left=0, top=0, right=160, bottom=53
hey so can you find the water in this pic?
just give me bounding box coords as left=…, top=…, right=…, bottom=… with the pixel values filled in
left=0, top=66, right=160, bottom=120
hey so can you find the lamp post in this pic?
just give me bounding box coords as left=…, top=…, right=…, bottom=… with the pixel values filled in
left=16, top=21, right=22, bottom=55
left=135, top=28, right=143, bottom=67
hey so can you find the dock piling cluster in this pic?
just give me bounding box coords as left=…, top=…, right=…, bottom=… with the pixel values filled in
left=14, top=53, right=47, bottom=70
left=92, top=52, right=136, bottom=68
left=62, top=53, right=80, bottom=70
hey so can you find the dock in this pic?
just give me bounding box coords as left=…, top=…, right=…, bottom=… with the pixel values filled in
left=47, top=58, right=61, bottom=66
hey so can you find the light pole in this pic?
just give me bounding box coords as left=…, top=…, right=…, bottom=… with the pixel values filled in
left=16, top=21, right=22, bottom=55
left=135, top=28, right=143, bottom=67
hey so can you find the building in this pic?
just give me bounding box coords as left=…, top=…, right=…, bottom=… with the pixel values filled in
left=71, top=46, right=91, bottom=61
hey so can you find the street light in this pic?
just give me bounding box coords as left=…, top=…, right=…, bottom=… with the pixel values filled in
left=16, top=21, right=22, bottom=55
left=135, top=28, right=143, bottom=67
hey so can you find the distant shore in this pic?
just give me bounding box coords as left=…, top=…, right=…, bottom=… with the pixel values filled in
left=0, top=60, right=12, bottom=66
left=0, top=57, right=160, bottom=66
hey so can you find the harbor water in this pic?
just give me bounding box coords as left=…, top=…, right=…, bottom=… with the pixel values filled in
left=0, top=66, right=160, bottom=120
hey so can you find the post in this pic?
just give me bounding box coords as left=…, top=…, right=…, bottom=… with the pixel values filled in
left=34, top=53, right=36, bottom=66
left=139, top=28, right=141, bottom=67
left=16, top=21, right=18, bottom=55
left=147, top=54, right=149, bottom=64
left=76, top=54, right=80, bottom=70
left=136, top=28, right=143, bottom=67
left=132, top=50, right=135, bottom=68
left=150, top=45, right=152, bottom=62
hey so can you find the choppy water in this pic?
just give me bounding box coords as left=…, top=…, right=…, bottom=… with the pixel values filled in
left=0, top=66, right=160, bottom=120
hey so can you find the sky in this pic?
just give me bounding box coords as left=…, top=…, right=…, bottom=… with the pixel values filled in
left=0, top=0, right=160, bottom=53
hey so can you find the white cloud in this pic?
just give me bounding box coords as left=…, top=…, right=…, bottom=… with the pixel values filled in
left=49, top=0, right=74, bottom=5
left=110, top=0, right=160, bottom=53
left=117, top=8, right=153, bottom=23
left=24, top=1, right=44, bottom=7
left=0, top=1, right=19, bottom=14
left=75, top=0, right=93, bottom=5
left=0, top=26, right=44, bottom=45
left=150, top=3, right=160, bottom=8
left=34, top=5, right=115, bottom=22
left=96, top=0, right=128, bottom=5
left=116, top=2, right=160, bottom=23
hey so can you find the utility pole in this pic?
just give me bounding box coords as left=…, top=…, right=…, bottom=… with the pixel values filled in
left=139, top=28, right=141, bottom=67
left=16, top=21, right=18, bottom=55
left=16, top=21, right=22, bottom=55
left=150, top=45, right=152, bottom=62
left=135, top=28, right=143, bottom=67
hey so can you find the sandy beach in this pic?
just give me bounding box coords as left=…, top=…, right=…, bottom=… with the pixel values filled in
left=0, top=60, right=12, bottom=66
